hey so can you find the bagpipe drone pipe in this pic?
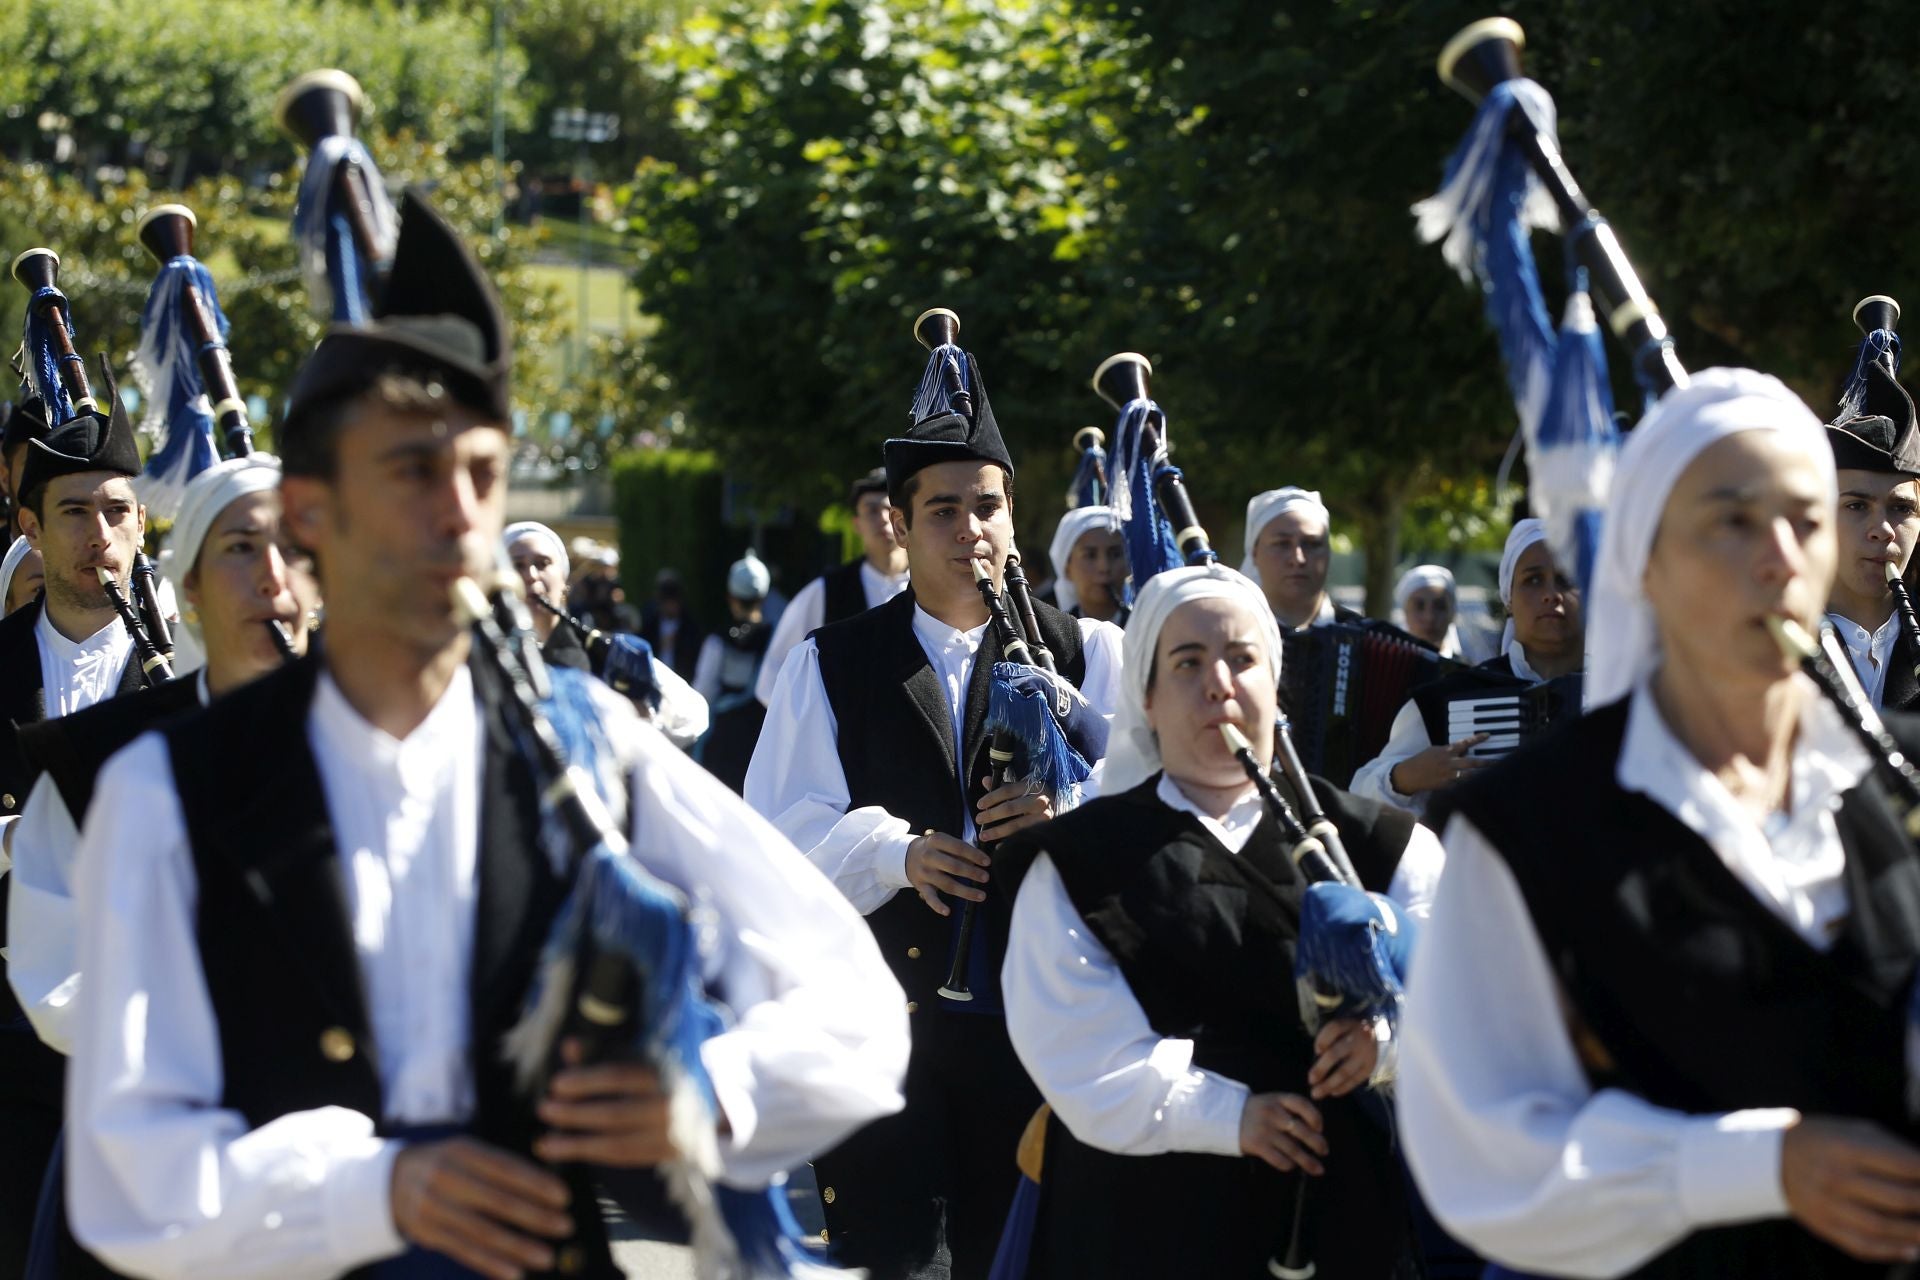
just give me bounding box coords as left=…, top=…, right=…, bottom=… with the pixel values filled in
left=452, top=576, right=850, bottom=1279
left=10, top=248, right=174, bottom=683
left=913, top=307, right=1108, bottom=1004
left=276, top=69, right=398, bottom=324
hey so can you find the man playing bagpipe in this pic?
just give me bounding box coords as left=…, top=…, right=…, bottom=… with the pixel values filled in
left=1825, top=299, right=1920, bottom=713
left=0, top=322, right=154, bottom=1280
left=746, top=312, right=1123, bottom=1280
left=996, top=564, right=1429, bottom=1278
left=755, top=467, right=910, bottom=707
left=1350, top=518, right=1584, bottom=818
left=502, top=519, right=708, bottom=747
left=63, top=186, right=909, bottom=1280
left=1401, top=370, right=1920, bottom=1277
left=1241, top=487, right=1363, bottom=631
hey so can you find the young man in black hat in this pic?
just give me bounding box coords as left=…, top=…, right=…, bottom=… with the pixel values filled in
left=1824, top=323, right=1920, bottom=711
left=0, top=377, right=149, bottom=1279
left=747, top=333, right=1124, bottom=1280
left=754, top=466, right=911, bottom=706
left=65, top=191, right=908, bottom=1280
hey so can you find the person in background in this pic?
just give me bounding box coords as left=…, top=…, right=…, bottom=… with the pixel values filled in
left=1241, top=487, right=1363, bottom=629
left=756, top=468, right=911, bottom=706
left=693, top=549, right=775, bottom=792
left=0, top=538, right=42, bottom=618
left=1048, top=506, right=1129, bottom=627
left=1393, top=563, right=1494, bottom=661
left=639, top=566, right=704, bottom=673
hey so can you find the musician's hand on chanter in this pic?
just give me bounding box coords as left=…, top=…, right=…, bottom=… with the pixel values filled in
left=390, top=1136, right=572, bottom=1280
left=976, top=774, right=1053, bottom=843
left=906, top=830, right=990, bottom=916
left=1782, top=1116, right=1920, bottom=1263
left=1239, top=1093, right=1327, bottom=1176
left=1388, top=734, right=1492, bottom=796
left=1307, top=1017, right=1378, bottom=1100
left=535, top=1037, right=677, bottom=1168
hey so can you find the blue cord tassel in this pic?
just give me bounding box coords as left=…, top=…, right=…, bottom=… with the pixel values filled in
left=985, top=661, right=1098, bottom=806
left=291, top=136, right=397, bottom=323
left=1066, top=443, right=1106, bottom=509
left=1531, top=281, right=1619, bottom=604
left=1840, top=326, right=1902, bottom=421
left=908, top=343, right=971, bottom=423
left=1105, top=400, right=1182, bottom=594
left=22, top=286, right=79, bottom=425
left=1413, top=78, right=1562, bottom=438
left=507, top=669, right=851, bottom=1278
left=133, top=255, right=228, bottom=518
left=1293, top=882, right=1417, bottom=1033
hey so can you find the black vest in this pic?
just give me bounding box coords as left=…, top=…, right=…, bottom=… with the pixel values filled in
left=813, top=587, right=1086, bottom=1013
left=1883, top=627, right=1920, bottom=714
left=821, top=559, right=870, bottom=626
left=1445, top=698, right=1920, bottom=1280
left=1000, top=777, right=1409, bottom=1279
left=541, top=619, right=593, bottom=673
left=163, top=653, right=620, bottom=1278
left=0, top=599, right=146, bottom=1112
left=20, top=672, right=200, bottom=826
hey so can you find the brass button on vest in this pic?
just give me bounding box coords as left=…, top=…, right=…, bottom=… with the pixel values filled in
left=906, top=1001, right=918, bottom=1013
left=907, top=947, right=921, bottom=959
left=822, top=1186, right=836, bottom=1205
left=319, top=1026, right=355, bottom=1062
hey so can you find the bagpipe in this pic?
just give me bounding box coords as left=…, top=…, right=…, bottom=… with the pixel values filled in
left=276, top=69, right=397, bottom=324
left=454, top=574, right=844, bottom=1278
left=1065, top=425, right=1106, bottom=509
left=911, top=307, right=1106, bottom=1004
left=1847, top=296, right=1920, bottom=684
left=10, top=248, right=175, bottom=684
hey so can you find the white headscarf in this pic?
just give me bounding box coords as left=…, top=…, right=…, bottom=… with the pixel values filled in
left=1048, top=506, right=1121, bottom=614
left=1393, top=564, right=1454, bottom=610
left=161, top=456, right=285, bottom=672
left=1102, top=563, right=1284, bottom=796
left=504, top=521, right=571, bottom=583
left=1240, top=487, right=1330, bottom=586
left=0, top=535, right=34, bottom=618
left=1495, top=517, right=1549, bottom=653
left=1587, top=368, right=1830, bottom=707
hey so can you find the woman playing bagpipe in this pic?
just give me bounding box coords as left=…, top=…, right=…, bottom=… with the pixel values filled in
left=994, top=562, right=1432, bottom=1279
left=1400, top=19, right=1920, bottom=1277
left=503, top=520, right=709, bottom=747
left=1349, top=518, right=1584, bottom=818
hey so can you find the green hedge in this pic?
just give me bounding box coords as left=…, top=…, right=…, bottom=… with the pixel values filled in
left=612, top=448, right=729, bottom=629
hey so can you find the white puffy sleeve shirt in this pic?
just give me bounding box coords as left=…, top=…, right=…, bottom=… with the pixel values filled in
left=743, top=610, right=1125, bottom=913
left=1397, top=680, right=1868, bottom=1277
left=65, top=670, right=907, bottom=1280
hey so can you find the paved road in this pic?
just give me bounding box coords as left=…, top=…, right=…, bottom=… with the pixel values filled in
left=607, top=1165, right=825, bottom=1278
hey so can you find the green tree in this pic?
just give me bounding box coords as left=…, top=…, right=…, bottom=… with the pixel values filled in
left=621, top=0, right=1131, bottom=553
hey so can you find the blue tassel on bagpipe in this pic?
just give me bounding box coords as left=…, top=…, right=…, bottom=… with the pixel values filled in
left=986, top=660, right=1104, bottom=810
left=1413, top=78, right=1561, bottom=440
left=1293, top=882, right=1418, bottom=1034
left=1066, top=441, right=1106, bottom=509
left=132, top=255, right=227, bottom=519
left=505, top=668, right=851, bottom=1278
left=22, top=286, right=80, bottom=425
left=1529, top=279, right=1619, bottom=602
left=1104, top=399, right=1183, bottom=594
left=603, top=632, right=665, bottom=713
left=1840, top=324, right=1902, bottom=421
left=909, top=341, right=972, bottom=423
left=291, top=135, right=397, bottom=324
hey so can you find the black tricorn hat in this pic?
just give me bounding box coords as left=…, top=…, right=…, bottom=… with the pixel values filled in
left=883, top=308, right=1014, bottom=501
left=282, top=189, right=510, bottom=451
left=1828, top=358, right=1920, bottom=476
left=16, top=364, right=141, bottom=506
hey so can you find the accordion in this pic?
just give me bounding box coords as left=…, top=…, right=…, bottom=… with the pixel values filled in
left=1414, top=668, right=1584, bottom=761
left=1280, top=622, right=1452, bottom=787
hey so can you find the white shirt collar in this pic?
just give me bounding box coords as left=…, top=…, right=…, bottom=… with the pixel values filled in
left=311, top=663, right=478, bottom=790
left=911, top=602, right=988, bottom=657
left=1507, top=643, right=1545, bottom=684
left=1826, top=609, right=1901, bottom=707
left=1155, top=772, right=1267, bottom=854
left=36, top=608, right=125, bottom=665
left=1615, top=675, right=1869, bottom=946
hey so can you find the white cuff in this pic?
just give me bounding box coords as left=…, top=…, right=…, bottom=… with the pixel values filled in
left=1676, top=1108, right=1798, bottom=1226
left=876, top=828, right=916, bottom=892
left=323, top=1135, right=407, bottom=1269
left=699, top=1031, right=760, bottom=1179
left=1171, top=1068, right=1250, bottom=1157
left=1368, top=1015, right=1397, bottom=1088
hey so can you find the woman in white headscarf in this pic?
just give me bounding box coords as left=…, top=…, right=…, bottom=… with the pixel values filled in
left=8, top=455, right=318, bottom=1057
left=1047, top=506, right=1129, bottom=625
left=0, top=535, right=43, bottom=618
left=1242, top=487, right=1356, bottom=629
left=996, top=563, right=1445, bottom=1279
left=1401, top=369, right=1920, bottom=1277
left=1350, top=519, right=1584, bottom=817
